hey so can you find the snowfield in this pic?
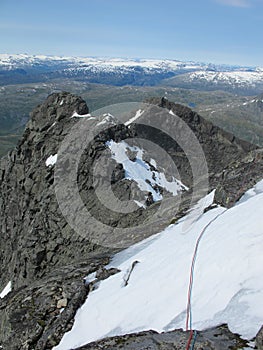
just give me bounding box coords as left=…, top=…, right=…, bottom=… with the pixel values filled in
left=54, top=180, right=263, bottom=350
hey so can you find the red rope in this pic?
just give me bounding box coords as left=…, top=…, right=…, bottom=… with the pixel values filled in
left=185, top=330, right=194, bottom=350
left=185, top=157, right=256, bottom=349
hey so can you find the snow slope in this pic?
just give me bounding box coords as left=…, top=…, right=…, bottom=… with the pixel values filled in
left=54, top=180, right=263, bottom=350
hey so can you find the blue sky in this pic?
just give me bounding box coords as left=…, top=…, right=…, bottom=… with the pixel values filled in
left=0, top=0, right=262, bottom=66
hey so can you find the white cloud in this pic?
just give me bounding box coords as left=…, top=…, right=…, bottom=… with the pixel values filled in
left=215, top=0, right=251, bottom=7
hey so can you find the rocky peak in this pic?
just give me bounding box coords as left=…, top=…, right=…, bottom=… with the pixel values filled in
left=27, top=91, right=89, bottom=132
left=0, top=93, right=96, bottom=288
left=0, top=93, right=156, bottom=290
left=0, top=92, right=262, bottom=349
left=1, top=93, right=262, bottom=289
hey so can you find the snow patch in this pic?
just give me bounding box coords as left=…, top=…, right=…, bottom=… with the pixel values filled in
left=97, top=113, right=116, bottom=126
left=84, top=272, right=97, bottom=285
left=106, top=140, right=186, bottom=202
left=124, top=109, right=144, bottom=126
left=0, top=281, right=12, bottom=298
left=45, top=154, right=57, bottom=167
left=71, top=111, right=92, bottom=118
left=134, top=200, right=146, bottom=209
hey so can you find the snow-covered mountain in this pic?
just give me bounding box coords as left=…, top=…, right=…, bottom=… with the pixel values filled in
left=0, top=54, right=211, bottom=72
left=161, top=68, right=263, bottom=95
left=0, top=54, right=262, bottom=94
left=187, top=70, right=263, bottom=90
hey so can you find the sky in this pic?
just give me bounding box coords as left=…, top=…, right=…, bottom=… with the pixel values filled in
left=0, top=0, right=262, bottom=67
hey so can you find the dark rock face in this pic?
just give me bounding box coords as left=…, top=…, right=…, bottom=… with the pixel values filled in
left=138, top=97, right=262, bottom=207
left=0, top=92, right=143, bottom=291
left=213, top=148, right=263, bottom=206
left=0, top=256, right=110, bottom=350
left=0, top=92, right=103, bottom=291
left=28, top=92, right=89, bottom=132
left=256, top=326, right=263, bottom=350
left=0, top=92, right=262, bottom=349
left=143, top=97, right=256, bottom=175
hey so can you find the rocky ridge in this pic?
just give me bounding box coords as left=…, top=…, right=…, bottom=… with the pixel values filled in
left=75, top=324, right=249, bottom=350
left=0, top=92, right=262, bottom=349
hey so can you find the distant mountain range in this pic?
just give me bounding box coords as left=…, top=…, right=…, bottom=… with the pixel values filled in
left=0, top=54, right=262, bottom=95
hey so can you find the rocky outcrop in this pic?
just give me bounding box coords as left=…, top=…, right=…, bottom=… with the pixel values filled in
left=75, top=324, right=248, bottom=350
left=0, top=92, right=262, bottom=349
left=137, top=97, right=262, bottom=207
left=0, top=255, right=111, bottom=350
left=256, top=326, right=263, bottom=350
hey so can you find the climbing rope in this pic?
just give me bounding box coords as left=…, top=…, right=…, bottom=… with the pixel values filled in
left=185, top=330, right=193, bottom=350
left=185, top=146, right=258, bottom=349
left=185, top=209, right=227, bottom=349
left=190, top=330, right=198, bottom=350
left=185, top=329, right=198, bottom=350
